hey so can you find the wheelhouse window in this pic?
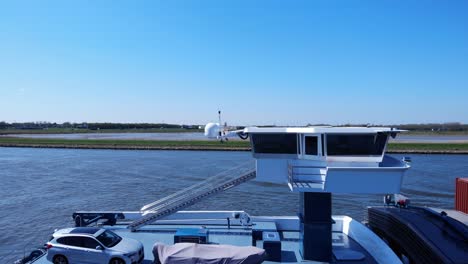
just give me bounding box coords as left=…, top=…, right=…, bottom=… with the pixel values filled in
left=304, top=136, right=318, bottom=155
left=326, top=133, right=388, bottom=156
left=252, top=133, right=298, bottom=154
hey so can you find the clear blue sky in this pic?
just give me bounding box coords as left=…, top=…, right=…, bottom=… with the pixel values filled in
left=1, top=1, right=467, bottom=125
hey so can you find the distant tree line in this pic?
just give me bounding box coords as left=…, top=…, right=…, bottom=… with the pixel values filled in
left=85, top=123, right=188, bottom=130
left=0, top=122, right=201, bottom=130
left=393, top=123, right=468, bottom=132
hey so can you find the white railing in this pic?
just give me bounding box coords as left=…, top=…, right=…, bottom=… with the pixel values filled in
left=287, top=163, right=327, bottom=191
left=128, top=161, right=256, bottom=231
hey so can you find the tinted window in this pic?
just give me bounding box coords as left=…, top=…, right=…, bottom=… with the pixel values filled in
left=321, top=134, right=325, bottom=155
left=82, top=237, right=100, bottom=249
left=57, top=237, right=82, bottom=247
left=298, top=135, right=301, bottom=154
left=56, top=237, right=67, bottom=245
left=305, top=136, right=318, bottom=155
left=326, top=134, right=388, bottom=156
left=252, top=134, right=298, bottom=154
left=96, top=230, right=122, bottom=248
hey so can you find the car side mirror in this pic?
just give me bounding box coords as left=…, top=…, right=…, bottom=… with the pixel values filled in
left=96, top=245, right=103, bottom=250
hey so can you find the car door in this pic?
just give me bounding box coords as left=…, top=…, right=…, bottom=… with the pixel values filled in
left=80, top=237, right=108, bottom=264
left=56, top=237, right=83, bottom=263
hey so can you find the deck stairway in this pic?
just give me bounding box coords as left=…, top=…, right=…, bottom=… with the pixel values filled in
left=287, top=163, right=327, bottom=192
left=128, top=162, right=256, bottom=231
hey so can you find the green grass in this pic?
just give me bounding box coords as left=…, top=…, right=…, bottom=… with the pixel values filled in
left=404, top=130, right=468, bottom=135
left=1, top=137, right=468, bottom=152
left=0, top=137, right=251, bottom=148
left=387, top=143, right=468, bottom=151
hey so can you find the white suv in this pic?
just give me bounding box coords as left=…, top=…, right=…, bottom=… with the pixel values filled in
left=46, top=227, right=144, bottom=264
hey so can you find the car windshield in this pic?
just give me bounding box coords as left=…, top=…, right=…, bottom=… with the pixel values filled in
left=96, top=230, right=122, bottom=248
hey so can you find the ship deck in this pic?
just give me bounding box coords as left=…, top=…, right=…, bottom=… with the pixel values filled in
left=32, top=222, right=386, bottom=263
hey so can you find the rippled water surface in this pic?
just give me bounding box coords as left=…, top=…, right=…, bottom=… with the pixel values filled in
left=1, top=147, right=467, bottom=261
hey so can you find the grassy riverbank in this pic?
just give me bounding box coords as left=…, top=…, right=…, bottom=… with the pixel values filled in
left=404, top=130, right=468, bottom=135
left=386, top=143, right=468, bottom=153
left=0, top=137, right=251, bottom=151
left=1, top=137, right=468, bottom=153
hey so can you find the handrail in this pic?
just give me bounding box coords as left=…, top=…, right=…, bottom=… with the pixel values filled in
left=129, top=171, right=255, bottom=231
left=141, top=161, right=254, bottom=211
left=128, top=162, right=256, bottom=231
left=144, top=171, right=253, bottom=214
left=288, top=163, right=327, bottom=190
left=289, top=165, right=328, bottom=169
left=292, top=173, right=326, bottom=176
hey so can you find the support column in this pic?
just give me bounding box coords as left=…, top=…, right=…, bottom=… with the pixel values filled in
left=299, top=192, right=332, bottom=262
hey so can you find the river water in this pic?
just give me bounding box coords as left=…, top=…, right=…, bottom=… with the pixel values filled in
left=0, top=147, right=467, bottom=262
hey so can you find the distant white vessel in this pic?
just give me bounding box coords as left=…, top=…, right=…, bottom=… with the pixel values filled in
left=204, top=111, right=245, bottom=141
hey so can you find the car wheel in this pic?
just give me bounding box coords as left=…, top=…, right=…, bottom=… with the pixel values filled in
left=109, top=258, right=125, bottom=264
left=53, top=255, right=68, bottom=264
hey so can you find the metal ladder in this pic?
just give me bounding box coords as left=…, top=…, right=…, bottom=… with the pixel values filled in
left=127, top=162, right=256, bottom=231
